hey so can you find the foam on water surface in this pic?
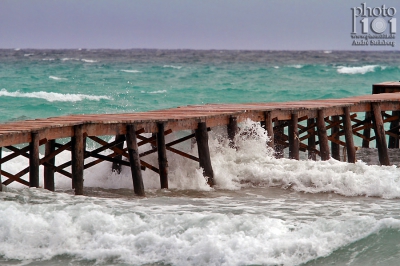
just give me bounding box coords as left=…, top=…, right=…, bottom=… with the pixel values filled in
left=0, top=89, right=111, bottom=102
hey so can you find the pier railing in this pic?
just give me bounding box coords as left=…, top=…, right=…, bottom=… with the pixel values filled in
left=1, top=81, right=400, bottom=196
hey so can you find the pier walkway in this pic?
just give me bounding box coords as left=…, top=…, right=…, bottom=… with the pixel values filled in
left=1, top=82, right=400, bottom=196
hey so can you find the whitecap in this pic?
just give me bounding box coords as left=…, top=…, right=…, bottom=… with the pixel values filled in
left=323, top=50, right=332, bottom=54
left=337, top=65, right=381, bottom=74
left=288, top=65, right=303, bottom=69
left=163, top=65, right=182, bottom=69
left=273, top=66, right=280, bottom=69
left=42, top=58, right=55, bottom=61
left=141, top=90, right=167, bottom=94
left=120, top=70, right=142, bottom=73
left=49, top=76, right=67, bottom=81
left=0, top=89, right=111, bottom=102
left=61, top=58, right=80, bottom=61
left=81, top=59, right=97, bottom=63
left=24, top=54, right=34, bottom=57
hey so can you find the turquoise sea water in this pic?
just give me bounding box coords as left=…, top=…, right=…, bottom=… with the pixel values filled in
left=1, top=49, right=400, bottom=265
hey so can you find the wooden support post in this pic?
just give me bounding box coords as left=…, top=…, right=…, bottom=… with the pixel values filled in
left=289, top=113, right=299, bottom=160
left=157, top=123, right=168, bottom=189
left=71, top=125, right=84, bottom=195
left=274, top=120, right=284, bottom=159
left=0, top=147, right=2, bottom=191
left=343, top=107, right=356, bottom=163
left=307, top=118, right=316, bottom=160
left=112, top=135, right=125, bottom=174
left=44, top=139, right=55, bottom=191
left=265, top=112, right=274, bottom=148
left=126, top=124, right=145, bottom=196
left=372, top=103, right=390, bottom=166
left=362, top=112, right=372, bottom=148
left=29, top=132, right=40, bottom=188
left=331, top=116, right=341, bottom=160
left=389, top=111, right=400, bottom=148
left=195, top=122, right=215, bottom=186
left=316, top=110, right=330, bottom=161
left=227, top=116, right=238, bottom=148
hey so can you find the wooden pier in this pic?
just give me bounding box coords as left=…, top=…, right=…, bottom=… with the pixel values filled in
left=1, top=82, right=400, bottom=196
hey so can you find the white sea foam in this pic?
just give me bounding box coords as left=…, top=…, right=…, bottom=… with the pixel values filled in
left=141, top=90, right=167, bottom=94
left=0, top=89, right=111, bottom=102
left=323, top=50, right=332, bottom=54
left=61, top=58, right=97, bottom=63
left=163, top=65, right=182, bottom=69
left=0, top=187, right=398, bottom=265
left=42, top=58, right=55, bottom=61
left=120, top=69, right=142, bottom=73
left=49, top=76, right=67, bottom=81
left=81, top=59, right=97, bottom=63
left=337, top=65, right=381, bottom=74
left=274, top=66, right=280, bottom=69
left=61, top=58, right=80, bottom=61
left=288, top=65, right=303, bottom=69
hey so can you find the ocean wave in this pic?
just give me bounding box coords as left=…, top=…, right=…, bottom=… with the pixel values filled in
left=0, top=187, right=398, bottom=265
left=120, top=69, right=142, bottom=73
left=3, top=120, right=400, bottom=199
left=61, top=58, right=97, bottom=63
left=81, top=59, right=97, bottom=63
left=141, top=90, right=167, bottom=94
left=336, top=65, right=382, bottom=74
left=288, top=64, right=304, bottom=69
left=48, top=76, right=67, bottom=81
left=42, top=58, right=55, bottom=61
left=0, top=89, right=111, bottom=102
left=163, top=65, right=182, bottom=69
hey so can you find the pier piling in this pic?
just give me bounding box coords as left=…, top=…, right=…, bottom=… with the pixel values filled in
left=195, top=122, right=214, bottom=186
left=317, top=110, right=330, bottom=161
left=72, top=125, right=84, bottom=195
left=112, top=135, right=125, bottom=174
left=44, top=139, right=55, bottom=191
left=157, top=123, right=168, bottom=189
left=264, top=112, right=274, bottom=148
left=227, top=116, right=238, bottom=148
left=274, top=120, right=284, bottom=159
left=372, top=103, right=390, bottom=166
left=343, top=107, right=356, bottom=163
left=126, top=124, right=145, bottom=196
left=0, top=147, right=2, bottom=191
left=289, top=113, right=299, bottom=160
left=307, top=118, right=316, bottom=160
left=331, top=116, right=340, bottom=160
left=29, top=132, right=40, bottom=188
left=389, top=111, right=399, bottom=148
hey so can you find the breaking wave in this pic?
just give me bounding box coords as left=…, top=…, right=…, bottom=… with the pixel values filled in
left=0, top=89, right=111, bottom=102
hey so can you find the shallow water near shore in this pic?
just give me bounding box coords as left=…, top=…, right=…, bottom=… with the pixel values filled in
left=1, top=49, right=400, bottom=265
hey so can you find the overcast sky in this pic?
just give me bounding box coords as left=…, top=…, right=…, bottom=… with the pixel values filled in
left=0, top=0, right=399, bottom=50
